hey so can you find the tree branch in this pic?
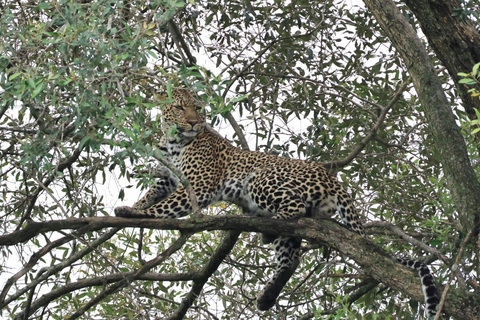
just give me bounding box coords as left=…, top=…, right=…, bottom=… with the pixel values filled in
left=363, top=0, right=480, bottom=236
left=167, top=231, right=241, bottom=320
left=167, top=20, right=196, bottom=67
left=0, top=224, right=97, bottom=306
left=366, top=220, right=449, bottom=263
left=14, top=272, right=195, bottom=319
left=65, top=233, right=190, bottom=320
left=1, top=228, right=119, bottom=310
left=2, top=215, right=479, bottom=317
left=322, top=79, right=410, bottom=169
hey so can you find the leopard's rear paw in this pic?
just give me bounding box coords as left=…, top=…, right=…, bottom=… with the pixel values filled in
left=256, top=257, right=300, bottom=311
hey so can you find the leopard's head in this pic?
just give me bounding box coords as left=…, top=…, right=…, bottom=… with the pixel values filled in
left=161, top=88, right=205, bottom=142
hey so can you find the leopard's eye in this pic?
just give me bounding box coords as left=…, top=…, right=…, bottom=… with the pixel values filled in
left=172, top=104, right=183, bottom=110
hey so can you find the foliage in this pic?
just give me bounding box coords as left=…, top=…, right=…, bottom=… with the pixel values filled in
left=458, top=62, right=480, bottom=134
left=1, top=0, right=479, bottom=319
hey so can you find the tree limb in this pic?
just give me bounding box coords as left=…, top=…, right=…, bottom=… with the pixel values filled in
left=14, top=271, right=195, bottom=319
left=323, top=79, right=410, bottom=169
left=0, top=228, right=119, bottom=309
left=0, top=224, right=98, bottom=306
left=167, top=231, right=241, bottom=320
left=2, top=215, right=479, bottom=317
left=362, top=0, right=480, bottom=236
left=65, top=233, right=190, bottom=320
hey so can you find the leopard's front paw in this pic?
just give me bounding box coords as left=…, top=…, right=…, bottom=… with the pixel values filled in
left=114, top=206, right=142, bottom=218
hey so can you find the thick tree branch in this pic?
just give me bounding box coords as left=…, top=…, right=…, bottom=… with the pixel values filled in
left=2, top=215, right=479, bottom=317
left=363, top=0, right=480, bottom=237
left=402, top=0, right=480, bottom=148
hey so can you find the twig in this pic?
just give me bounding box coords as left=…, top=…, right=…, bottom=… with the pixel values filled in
left=11, top=161, right=68, bottom=216
left=16, top=147, right=82, bottom=229
left=0, top=224, right=96, bottom=306
left=15, top=271, right=196, bottom=319
left=152, top=149, right=200, bottom=215
left=434, top=228, right=474, bottom=319
left=168, top=20, right=196, bottom=66
left=1, top=228, right=119, bottom=310
left=322, top=79, right=411, bottom=169
left=224, top=112, right=250, bottom=151
left=366, top=220, right=449, bottom=263
left=167, top=231, right=241, bottom=320
left=66, top=232, right=191, bottom=320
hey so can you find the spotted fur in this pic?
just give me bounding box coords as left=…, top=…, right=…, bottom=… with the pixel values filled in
left=115, top=88, right=438, bottom=315
left=397, top=258, right=439, bottom=318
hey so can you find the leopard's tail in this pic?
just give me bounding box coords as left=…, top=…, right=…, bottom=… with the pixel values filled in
left=396, top=258, right=439, bottom=318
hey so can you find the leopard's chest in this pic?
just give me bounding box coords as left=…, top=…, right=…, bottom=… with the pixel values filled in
left=164, top=142, right=186, bottom=169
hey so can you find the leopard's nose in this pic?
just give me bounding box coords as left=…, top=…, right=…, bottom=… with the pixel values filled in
left=187, top=119, right=199, bottom=126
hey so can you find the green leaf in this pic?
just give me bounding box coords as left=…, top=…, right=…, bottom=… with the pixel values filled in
left=458, top=78, right=477, bottom=85
left=474, top=108, right=480, bottom=119
left=173, top=1, right=185, bottom=8
left=8, top=72, right=22, bottom=80
left=31, top=82, right=44, bottom=98
left=472, top=62, right=480, bottom=77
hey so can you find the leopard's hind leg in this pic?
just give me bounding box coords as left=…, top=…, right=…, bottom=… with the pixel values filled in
left=255, top=191, right=306, bottom=310
left=256, top=236, right=301, bottom=310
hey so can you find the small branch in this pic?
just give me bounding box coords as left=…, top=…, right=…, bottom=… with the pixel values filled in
left=366, top=220, right=449, bottom=263
left=347, top=278, right=380, bottom=305
left=167, top=231, right=241, bottom=320
left=167, top=20, right=196, bottom=66
left=224, top=112, right=249, bottom=151
left=0, top=224, right=94, bottom=306
left=15, top=272, right=195, bottom=319
left=17, top=147, right=82, bottom=229
left=66, top=233, right=190, bottom=320
left=1, top=228, right=119, bottom=310
left=434, top=227, right=474, bottom=320
left=322, top=79, right=410, bottom=169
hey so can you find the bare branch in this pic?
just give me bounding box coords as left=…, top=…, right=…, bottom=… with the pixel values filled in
left=167, top=231, right=241, bottom=320
left=434, top=227, right=475, bottom=320
left=365, top=220, right=449, bottom=263
left=167, top=20, right=196, bottom=66
left=0, top=224, right=95, bottom=306
left=322, top=79, right=411, bottom=169
left=0, top=228, right=119, bottom=309
left=15, top=272, right=195, bottom=319
left=66, top=232, right=190, bottom=320
left=152, top=149, right=200, bottom=215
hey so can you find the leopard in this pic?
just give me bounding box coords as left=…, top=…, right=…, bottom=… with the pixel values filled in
left=115, top=88, right=439, bottom=316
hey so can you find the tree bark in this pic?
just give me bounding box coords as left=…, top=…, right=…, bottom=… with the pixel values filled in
left=402, top=0, right=480, bottom=146
left=362, top=0, right=480, bottom=235
left=2, top=216, right=480, bottom=317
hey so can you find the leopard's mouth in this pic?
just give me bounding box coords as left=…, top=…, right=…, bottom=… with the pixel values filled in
left=178, top=124, right=205, bottom=136
left=180, top=129, right=198, bottom=137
